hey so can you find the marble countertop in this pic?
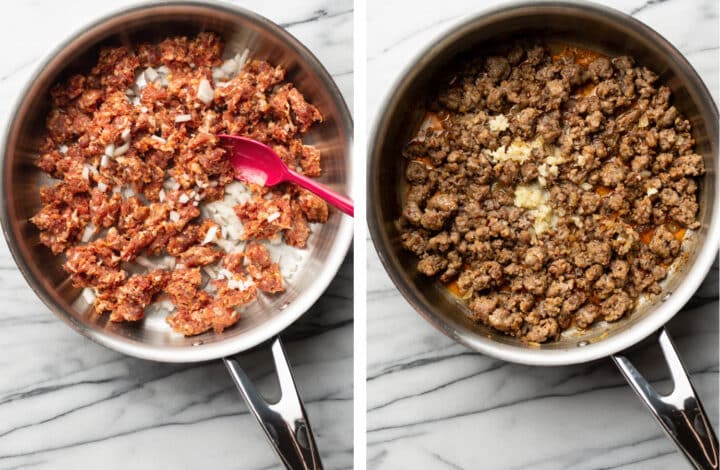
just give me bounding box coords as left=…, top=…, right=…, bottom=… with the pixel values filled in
left=0, top=1, right=353, bottom=469
left=367, top=0, right=718, bottom=469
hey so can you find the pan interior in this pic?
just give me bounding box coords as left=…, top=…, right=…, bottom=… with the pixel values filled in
left=369, top=4, right=717, bottom=358
left=1, top=3, right=352, bottom=360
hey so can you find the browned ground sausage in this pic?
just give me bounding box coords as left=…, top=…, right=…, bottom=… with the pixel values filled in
left=398, top=42, right=703, bottom=343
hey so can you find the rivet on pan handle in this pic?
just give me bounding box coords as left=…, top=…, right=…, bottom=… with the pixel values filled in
left=613, top=328, right=719, bottom=470
left=224, top=337, right=323, bottom=470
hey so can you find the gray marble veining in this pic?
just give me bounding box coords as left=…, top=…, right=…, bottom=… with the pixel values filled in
left=0, top=1, right=353, bottom=469
left=366, top=0, right=719, bottom=469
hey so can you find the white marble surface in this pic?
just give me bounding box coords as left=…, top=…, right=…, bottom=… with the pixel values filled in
left=0, top=1, right=353, bottom=469
left=367, top=0, right=719, bottom=469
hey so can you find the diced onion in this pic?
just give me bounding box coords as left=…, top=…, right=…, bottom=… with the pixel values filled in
left=113, top=141, right=130, bottom=156
left=224, top=219, right=243, bottom=240
left=144, top=67, right=159, bottom=83
left=121, top=128, right=131, bottom=141
left=151, top=135, right=167, bottom=144
left=237, top=49, right=250, bottom=71
left=178, top=194, right=190, bottom=204
left=212, top=68, right=226, bottom=81
left=169, top=211, right=180, bottom=222
left=135, top=72, right=147, bottom=90
left=158, top=299, right=174, bottom=310
left=203, top=265, right=218, bottom=278
left=216, top=238, right=238, bottom=252
left=197, top=79, right=214, bottom=105
left=159, top=189, right=166, bottom=202
left=59, top=145, right=68, bottom=154
left=136, top=256, right=157, bottom=269
left=101, top=154, right=110, bottom=168
left=175, top=114, right=192, bottom=123
left=220, top=58, right=238, bottom=76
left=163, top=178, right=178, bottom=190
left=105, top=144, right=115, bottom=156
left=82, top=163, right=98, bottom=180
left=202, top=226, right=219, bottom=245
left=81, top=223, right=95, bottom=242
left=81, top=288, right=96, bottom=304
left=228, top=277, right=253, bottom=291
left=97, top=181, right=108, bottom=192
left=266, top=212, right=280, bottom=222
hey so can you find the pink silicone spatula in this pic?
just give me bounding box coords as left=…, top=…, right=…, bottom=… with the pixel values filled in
left=219, top=135, right=354, bottom=217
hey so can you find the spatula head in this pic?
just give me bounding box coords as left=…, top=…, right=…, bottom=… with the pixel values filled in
left=218, top=134, right=289, bottom=186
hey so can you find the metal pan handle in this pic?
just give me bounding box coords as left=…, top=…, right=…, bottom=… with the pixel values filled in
left=224, top=337, right=323, bottom=470
left=613, top=328, right=718, bottom=469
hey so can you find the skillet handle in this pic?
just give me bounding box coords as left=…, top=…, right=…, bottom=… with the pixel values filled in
left=224, top=336, right=323, bottom=470
left=612, top=328, right=718, bottom=469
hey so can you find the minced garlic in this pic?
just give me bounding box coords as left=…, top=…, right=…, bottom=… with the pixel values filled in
left=488, top=114, right=509, bottom=132
left=514, top=183, right=547, bottom=209
left=489, top=136, right=543, bottom=164
left=514, top=183, right=554, bottom=234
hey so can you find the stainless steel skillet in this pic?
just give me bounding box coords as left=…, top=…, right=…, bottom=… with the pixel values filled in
left=368, top=2, right=718, bottom=468
left=0, top=2, right=353, bottom=468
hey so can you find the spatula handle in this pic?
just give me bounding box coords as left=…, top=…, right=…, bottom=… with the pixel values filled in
left=287, top=170, right=354, bottom=217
